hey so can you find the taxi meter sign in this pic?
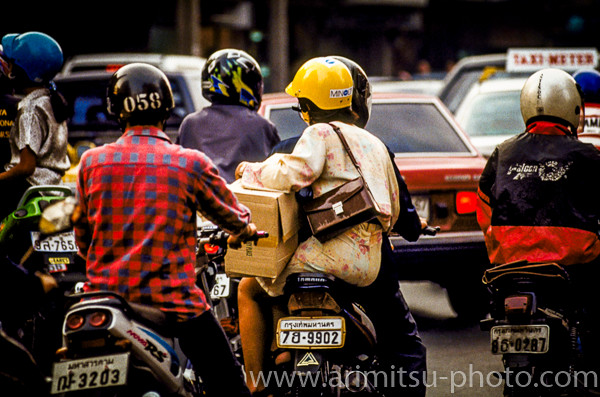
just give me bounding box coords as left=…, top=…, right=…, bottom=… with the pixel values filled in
left=506, top=48, right=598, bottom=72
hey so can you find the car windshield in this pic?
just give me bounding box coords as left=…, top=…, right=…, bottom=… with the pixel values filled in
left=461, top=91, right=525, bottom=137
left=267, top=101, right=471, bottom=154
left=365, top=102, right=470, bottom=153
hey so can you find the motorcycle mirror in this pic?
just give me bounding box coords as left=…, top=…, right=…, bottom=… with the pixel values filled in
left=39, top=196, right=79, bottom=235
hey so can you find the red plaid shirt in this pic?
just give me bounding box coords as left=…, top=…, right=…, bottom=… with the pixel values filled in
left=75, top=127, right=250, bottom=317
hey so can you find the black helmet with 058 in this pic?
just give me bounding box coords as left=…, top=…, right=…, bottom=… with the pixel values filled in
left=106, top=63, right=175, bottom=129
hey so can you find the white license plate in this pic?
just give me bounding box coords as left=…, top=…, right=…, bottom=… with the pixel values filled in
left=31, top=230, right=78, bottom=252
left=50, top=353, right=129, bottom=394
left=277, top=317, right=345, bottom=349
left=412, top=196, right=430, bottom=220
left=491, top=325, right=550, bottom=355
left=210, top=273, right=231, bottom=299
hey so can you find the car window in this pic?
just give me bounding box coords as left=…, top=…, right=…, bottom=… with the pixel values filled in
left=58, top=78, right=119, bottom=132
left=366, top=102, right=471, bottom=153
left=461, top=91, right=524, bottom=137
left=57, top=76, right=189, bottom=134
left=442, top=70, right=483, bottom=113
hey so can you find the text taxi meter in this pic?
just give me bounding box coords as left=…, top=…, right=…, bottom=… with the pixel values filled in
left=506, top=48, right=598, bottom=72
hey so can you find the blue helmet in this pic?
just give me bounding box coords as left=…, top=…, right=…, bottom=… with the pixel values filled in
left=573, top=69, right=600, bottom=104
left=1, top=32, right=63, bottom=83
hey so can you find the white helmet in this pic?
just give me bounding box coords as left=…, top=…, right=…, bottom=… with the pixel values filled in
left=520, top=68, right=583, bottom=132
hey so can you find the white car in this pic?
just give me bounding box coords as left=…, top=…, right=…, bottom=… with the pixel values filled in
left=454, top=76, right=527, bottom=157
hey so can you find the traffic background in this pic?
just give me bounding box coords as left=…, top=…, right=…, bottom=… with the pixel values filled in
left=2, top=0, right=600, bottom=91
left=3, top=1, right=600, bottom=395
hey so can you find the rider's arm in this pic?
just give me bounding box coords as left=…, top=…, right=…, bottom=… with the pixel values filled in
left=239, top=126, right=325, bottom=193
left=477, top=148, right=498, bottom=234
left=193, top=151, right=251, bottom=236
left=73, top=153, right=92, bottom=257
left=387, top=148, right=422, bottom=242
left=0, top=146, right=36, bottom=182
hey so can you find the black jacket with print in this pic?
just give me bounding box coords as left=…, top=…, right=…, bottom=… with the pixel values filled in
left=477, top=121, right=600, bottom=266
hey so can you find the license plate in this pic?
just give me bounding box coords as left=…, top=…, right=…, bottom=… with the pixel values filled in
left=210, top=273, right=231, bottom=299
left=412, top=196, right=430, bottom=220
left=277, top=317, right=345, bottom=349
left=31, top=230, right=78, bottom=252
left=50, top=353, right=129, bottom=394
left=490, top=325, right=550, bottom=355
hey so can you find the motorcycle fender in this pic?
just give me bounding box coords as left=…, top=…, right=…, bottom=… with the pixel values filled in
left=294, top=350, right=323, bottom=374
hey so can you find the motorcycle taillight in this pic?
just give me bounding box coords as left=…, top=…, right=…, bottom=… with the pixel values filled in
left=66, top=313, right=85, bottom=330
left=204, top=243, right=220, bottom=255
left=504, top=294, right=533, bottom=316
left=89, top=311, right=109, bottom=327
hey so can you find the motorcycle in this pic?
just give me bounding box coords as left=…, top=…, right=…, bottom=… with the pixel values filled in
left=258, top=226, right=440, bottom=397
left=0, top=185, right=86, bottom=289
left=50, top=290, right=203, bottom=396
left=46, top=201, right=267, bottom=396
left=195, top=221, right=245, bottom=358
left=480, top=260, right=595, bottom=396
left=0, top=185, right=86, bottom=376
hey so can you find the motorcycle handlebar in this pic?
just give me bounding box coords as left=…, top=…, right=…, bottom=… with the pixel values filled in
left=197, top=229, right=269, bottom=247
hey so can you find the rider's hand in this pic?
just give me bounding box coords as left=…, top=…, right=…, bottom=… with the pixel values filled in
left=420, top=217, right=428, bottom=230
left=228, top=223, right=258, bottom=249
left=235, top=162, right=249, bottom=180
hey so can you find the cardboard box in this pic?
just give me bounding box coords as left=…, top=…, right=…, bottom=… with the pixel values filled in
left=225, top=180, right=299, bottom=278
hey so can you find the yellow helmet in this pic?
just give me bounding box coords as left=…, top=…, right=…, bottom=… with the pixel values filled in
left=285, top=57, right=354, bottom=111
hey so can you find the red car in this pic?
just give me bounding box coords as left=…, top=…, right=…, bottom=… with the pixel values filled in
left=259, top=92, right=490, bottom=318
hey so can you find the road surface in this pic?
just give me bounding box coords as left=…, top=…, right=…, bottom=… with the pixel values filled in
left=400, top=281, right=504, bottom=396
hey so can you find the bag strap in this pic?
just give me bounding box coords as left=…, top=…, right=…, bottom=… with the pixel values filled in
left=328, top=122, right=382, bottom=219
left=328, top=122, right=365, bottom=179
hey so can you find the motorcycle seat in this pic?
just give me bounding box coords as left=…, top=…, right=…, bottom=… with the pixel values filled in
left=483, top=260, right=570, bottom=291
left=284, top=272, right=336, bottom=292
left=69, top=292, right=172, bottom=335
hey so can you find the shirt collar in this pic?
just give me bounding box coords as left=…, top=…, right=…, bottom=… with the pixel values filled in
left=526, top=121, right=572, bottom=136
left=121, top=126, right=172, bottom=142
left=18, top=88, right=49, bottom=110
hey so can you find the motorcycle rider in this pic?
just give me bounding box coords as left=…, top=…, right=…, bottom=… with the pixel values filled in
left=261, top=55, right=428, bottom=396
left=573, top=68, right=600, bottom=135
left=0, top=32, right=70, bottom=220
left=477, top=68, right=600, bottom=375
left=236, top=57, right=406, bottom=396
left=74, top=63, right=256, bottom=396
left=177, top=48, right=280, bottom=183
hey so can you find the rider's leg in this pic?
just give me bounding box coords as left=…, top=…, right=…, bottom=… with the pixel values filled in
left=238, top=277, right=272, bottom=394
left=176, top=310, right=251, bottom=396
left=356, top=237, right=427, bottom=397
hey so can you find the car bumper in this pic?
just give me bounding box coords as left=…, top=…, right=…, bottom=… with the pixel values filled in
left=390, top=231, right=489, bottom=280
left=391, top=230, right=484, bottom=252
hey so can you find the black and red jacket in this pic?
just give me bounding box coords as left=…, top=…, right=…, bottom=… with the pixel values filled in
left=477, top=121, right=600, bottom=266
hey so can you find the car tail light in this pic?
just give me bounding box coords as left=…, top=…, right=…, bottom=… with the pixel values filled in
left=504, top=295, right=533, bottom=315
left=89, top=311, right=109, bottom=327
left=105, top=64, right=124, bottom=73
left=456, top=191, right=478, bottom=214
left=66, top=313, right=85, bottom=330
